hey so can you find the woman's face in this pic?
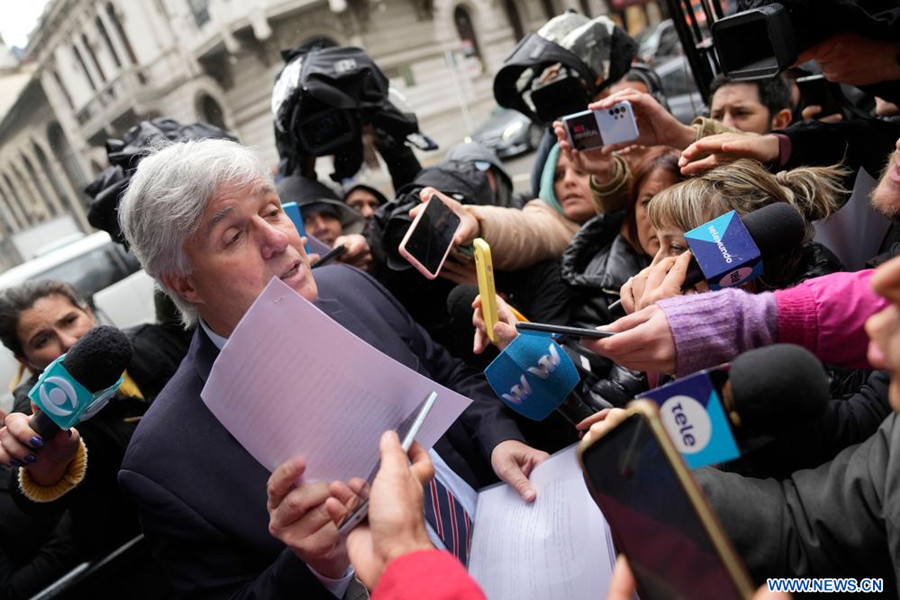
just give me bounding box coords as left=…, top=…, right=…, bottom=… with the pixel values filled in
left=654, top=227, right=689, bottom=261
left=634, top=168, right=678, bottom=256
left=16, top=294, right=96, bottom=372
left=554, top=152, right=595, bottom=223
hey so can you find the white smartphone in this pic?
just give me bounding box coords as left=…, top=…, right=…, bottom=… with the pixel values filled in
left=562, top=100, right=640, bottom=151
left=398, top=195, right=462, bottom=279
left=337, top=391, right=438, bottom=535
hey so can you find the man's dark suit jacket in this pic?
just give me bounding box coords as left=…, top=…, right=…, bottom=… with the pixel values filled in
left=119, top=265, right=524, bottom=598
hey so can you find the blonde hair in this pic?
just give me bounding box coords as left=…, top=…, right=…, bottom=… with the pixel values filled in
left=648, top=159, right=848, bottom=244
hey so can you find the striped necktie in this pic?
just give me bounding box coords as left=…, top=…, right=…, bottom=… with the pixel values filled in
left=423, top=476, right=472, bottom=566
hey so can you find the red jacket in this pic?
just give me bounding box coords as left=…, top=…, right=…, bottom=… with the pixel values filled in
left=373, top=550, right=486, bottom=600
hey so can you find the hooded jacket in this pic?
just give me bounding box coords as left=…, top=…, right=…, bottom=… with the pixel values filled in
left=560, top=211, right=650, bottom=328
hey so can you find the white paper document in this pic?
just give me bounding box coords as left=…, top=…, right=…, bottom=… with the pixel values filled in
left=468, top=445, right=616, bottom=599
left=201, top=278, right=472, bottom=482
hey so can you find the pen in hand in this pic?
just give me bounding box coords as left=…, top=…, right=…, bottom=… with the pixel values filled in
left=311, top=244, right=347, bottom=269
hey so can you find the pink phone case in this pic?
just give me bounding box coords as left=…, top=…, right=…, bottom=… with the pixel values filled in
left=397, top=197, right=462, bottom=280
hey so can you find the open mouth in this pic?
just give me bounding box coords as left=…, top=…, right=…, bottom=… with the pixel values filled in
left=280, top=261, right=301, bottom=280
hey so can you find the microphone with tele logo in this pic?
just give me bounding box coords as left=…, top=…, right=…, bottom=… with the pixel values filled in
left=28, top=325, right=133, bottom=437
left=637, top=344, right=829, bottom=469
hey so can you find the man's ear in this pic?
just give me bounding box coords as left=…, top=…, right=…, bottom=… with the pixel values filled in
left=161, top=272, right=203, bottom=306
left=771, top=108, right=792, bottom=131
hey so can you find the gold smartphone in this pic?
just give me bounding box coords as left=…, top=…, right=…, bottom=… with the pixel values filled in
left=473, top=238, right=499, bottom=344
left=578, top=399, right=754, bottom=600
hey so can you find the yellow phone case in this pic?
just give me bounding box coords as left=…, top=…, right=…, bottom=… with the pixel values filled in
left=474, top=238, right=499, bottom=344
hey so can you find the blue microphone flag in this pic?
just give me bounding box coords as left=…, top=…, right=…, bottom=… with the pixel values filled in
left=637, top=369, right=740, bottom=469
left=685, top=210, right=762, bottom=290
left=484, top=332, right=580, bottom=420
left=29, top=354, right=124, bottom=430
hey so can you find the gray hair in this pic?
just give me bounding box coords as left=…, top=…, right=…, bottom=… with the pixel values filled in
left=118, top=139, right=271, bottom=327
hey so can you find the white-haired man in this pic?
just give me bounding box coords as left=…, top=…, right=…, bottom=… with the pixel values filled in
left=116, top=139, right=546, bottom=598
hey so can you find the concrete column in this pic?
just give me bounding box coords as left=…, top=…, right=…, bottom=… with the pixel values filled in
left=0, top=172, right=29, bottom=230
left=0, top=185, right=22, bottom=233
left=22, top=145, right=66, bottom=217
left=12, top=158, right=50, bottom=222
left=37, top=140, right=91, bottom=232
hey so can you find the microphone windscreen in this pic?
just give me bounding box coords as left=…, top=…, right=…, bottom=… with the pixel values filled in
left=729, top=344, right=829, bottom=432
left=62, top=325, right=133, bottom=392
left=742, top=203, right=806, bottom=258
left=446, top=284, right=479, bottom=324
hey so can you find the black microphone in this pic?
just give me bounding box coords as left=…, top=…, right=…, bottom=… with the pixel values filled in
left=682, top=203, right=806, bottom=290
left=28, top=326, right=133, bottom=437
left=446, top=284, right=480, bottom=328
left=638, top=344, right=829, bottom=467
left=725, top=343, right=830, bottom=434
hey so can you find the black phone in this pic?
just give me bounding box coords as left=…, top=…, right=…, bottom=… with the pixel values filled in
left=398, top=196, right=462, bottom=279
left=516, top=322, right=615, bottom=339
left=796, top=74, right=843, bottom=118
left=579, top=400, right=754, bottom=600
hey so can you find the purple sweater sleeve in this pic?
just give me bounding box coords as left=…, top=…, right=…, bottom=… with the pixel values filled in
left=775, top=270, right=885, bottom=369
left=658, top=289, right=778, bottom=378
left=658, top=271, right=885, bottom=378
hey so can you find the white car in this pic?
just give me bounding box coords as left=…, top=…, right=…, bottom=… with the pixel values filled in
left=0, top=232, right=158, bottom=412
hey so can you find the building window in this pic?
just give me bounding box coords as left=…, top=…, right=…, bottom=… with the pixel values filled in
left=503, top=0, right=525, bottom=41
left=72, top=44, right=96, bottom=91
left=188, top=0, right=211, bottom=27
left=96, top=16, right=122, bottom=68
left=453, top=6, right=482, bottom=61
left=82, top=33, right=107, bottom=83
left=541, top=0, right=555, bottom=20
left=106, top=2, right=144, bottom=83
left=198, top=94, right=227, bottom=130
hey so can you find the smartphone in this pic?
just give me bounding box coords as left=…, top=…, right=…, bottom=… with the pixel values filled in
left=281, top=202, right=312, bottom=254
left=515, top=322, right=615, bottom=339
left=579, top=400, right=755, bottom=600
left=398, top=195, right=462, bottom=279
left=473, top=239, right=499, bottom=344
left=337, top=391, right=438, bottom=535
left=562, top=101, right=640, bottom=152
left=796, top=74, right=842, bottom=118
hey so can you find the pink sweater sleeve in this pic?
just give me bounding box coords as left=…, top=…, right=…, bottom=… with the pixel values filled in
left=373, top=550, right=486, bottom=600
left=775, top=270, right=886, bottom=369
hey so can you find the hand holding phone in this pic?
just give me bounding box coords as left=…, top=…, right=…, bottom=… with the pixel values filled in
left=579, top=400, right=754, bottom=600
left=474, top=239, right=499, bottom=344
left=562, top=101, right=640, bottom=152
left=399, top=195, right=462, bottom=279
left=796, top=74, right=843, bottom=119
